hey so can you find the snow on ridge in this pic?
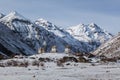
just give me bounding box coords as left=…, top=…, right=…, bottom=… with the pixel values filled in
left=35, top=18, right=69, bottom=38
left=0, top=23, right=36, bottom=56
left=93, top=33, right=120, bottom=58
left=35, top=18, right=56, bottom=31
left=0, top=11, right=28, bottom=22
left=29, top=53, right=70, bottom=60
left=35, top=18, right=113, bottom=52
left=66, top=23, right=113, bottom=43
left=36, top=18, right=50, bottom=24
left=0, top=11, right=37, bottom=36
left=0, top=12, right=88, bottom=54
left=0, top=11, right=41, bottom=53
left=0, top=11, right=113, bottom=55
left=35, top=18, right=65, bottom=37
left=35, top=18, right=90, bottom=52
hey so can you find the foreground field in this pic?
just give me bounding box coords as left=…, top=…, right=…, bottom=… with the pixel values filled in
left=0, top=62, right=120, bottom=80
left=0, top=53, right=120, bottom=80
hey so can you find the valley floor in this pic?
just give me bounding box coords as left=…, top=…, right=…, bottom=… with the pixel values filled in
left=0, top=62, right=120, bottom=80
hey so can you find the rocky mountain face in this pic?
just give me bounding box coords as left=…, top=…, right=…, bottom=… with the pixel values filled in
left=0, top=22, right=36, bottom=58
left=0, top=12, right=89, bottom=56
left=93, top=33, right=120, bottom=58
left=0, top=13, right=4, bottom=19
left=0, top=11, right=113, bottom=57
left=35, top=18, right=93, bottom=52
left=0, top=11, right=41, bottom=52
left=66, top=23, right=113, bottom=51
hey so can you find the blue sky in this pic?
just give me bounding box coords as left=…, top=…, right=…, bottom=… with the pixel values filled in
left=0, top=0, right=120, bottom=34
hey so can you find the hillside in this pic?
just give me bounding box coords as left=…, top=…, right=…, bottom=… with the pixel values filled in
left=93, top=33, right=120, bottom=58
left=66, top=23, right=113, bottom=51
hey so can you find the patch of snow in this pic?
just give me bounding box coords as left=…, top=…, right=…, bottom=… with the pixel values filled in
left=29, top=53, right=70, bottom=60
left=66, top=23, right=113, bottom=51
left=0, top=62, right=120, bottom=80
left=66, top=23, right=112, bottom=43
left=0, top=11, right=27, bottom=22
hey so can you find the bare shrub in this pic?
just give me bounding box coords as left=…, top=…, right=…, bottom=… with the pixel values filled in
left=19, top=61, right=29, bottom=67
left=0, top=62, right=5, bottom=67
left=78, top=56, right=88, bottom=62
left=32, top=60, right=40, bottom=67
left=56, top=56, right=78, bottom=67
left=40, top=62, right=44, bottom=67
left=10, top=60, right=18, bottom=66
left=38, top=57, right=52, bottom=62
left=2, top=60, right=19, bottom=67
left=39, top=58, right=45, bottom=62
left=74, top=64, right=78, bottom=66
left=6, top=60, right=14, bottom=66
left=4, top=60, right=29, bottom=67
left=59, top=56, right=78, bottom=63
left=29, top=57, right=36, bottom=59
left=91, top=63, right=96, bottom=66
left=101, top=57, right=117, bottom=62
left=66, top=63, right=71, bottom=66
left=56, top=61, right=64, bottom=67
left=45, top=58, right=52, bottom=62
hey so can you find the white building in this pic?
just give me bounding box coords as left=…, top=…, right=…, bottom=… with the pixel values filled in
left=38, top=48, right=44, bottom=54
left=51, top=46, right=57, bottom=53
left=64, top=46, right=70, bottom=54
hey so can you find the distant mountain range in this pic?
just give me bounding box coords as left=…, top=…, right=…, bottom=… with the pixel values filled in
left=66, top=23, right=113, bottom=51
left=0, top=11, right=113, bottom=58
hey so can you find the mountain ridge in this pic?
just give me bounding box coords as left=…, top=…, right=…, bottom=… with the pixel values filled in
left=66, top=23, right=113, bottom=50
left=93, top=33, right=120, bottom=58
left=0, top=11, right=113, bottom=58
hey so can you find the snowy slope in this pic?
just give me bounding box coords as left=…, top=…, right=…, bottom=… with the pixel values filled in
left=35, top=18, right=66, bottom=37
left=35, top=24, right=89, bottom=53
left=0, top=11, right=113, bottom=55
left=35, top=18, right=93, bottom=52
left=0, top=11, right=41, bottom=52
left=0, top=22, right=36, bottom=57
left=66, top=23, right=113, bottom=50
left=29, top=53, right=70, bottom=60
left=93, top=33, right=120, bottom=58
left=0, top=53, right=120, bottom=80
left=0, top=62, right=120, bottom=80
left=0, top=12, right=90, bottom=54
left=0, top=11, right=38, bottom=38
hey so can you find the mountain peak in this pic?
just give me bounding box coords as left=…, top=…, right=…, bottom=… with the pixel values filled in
left=35, top=18, right=54, bottom=30
left=66, top=23, right=113, bottom=43
left=89, top=23, right=97, bottom=26
left=9, top=11, right=19, bottom=15
left=78, top=23, right=84, bottom=26
left=68, top=24, right=85, bottom=31
left=37, top=18, right=48, bottom=23
left=0, top=11, right=27, bottom=22
left=36, top=18, right=52, bottom=26
left=88, top=23, right=100, bottom=29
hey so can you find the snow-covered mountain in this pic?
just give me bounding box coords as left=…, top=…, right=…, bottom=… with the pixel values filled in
left=35, top=18, right=92, bottom=52
left=0, top=11, right=91, bottom=55
left=66, top=23, right=113, bottom=50
left=0, top=22, right=36, bottom=57
left=0, top=11, right=113, bottom=57
left=93, top=33, right=120, bottom=58
left=0, top=11, right=41, bottom=51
